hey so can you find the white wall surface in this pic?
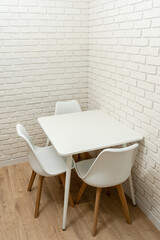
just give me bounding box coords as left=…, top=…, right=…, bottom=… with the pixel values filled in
left=0, top=0, right=89, bottom=164
left=88, top=0, right=160, bottom=228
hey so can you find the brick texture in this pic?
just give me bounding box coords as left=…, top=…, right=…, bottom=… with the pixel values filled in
left=0, top=0, right=88, bottom=162
left=0, top=0, right=160, bottom=229
left=88, top=0, right=160, bottom=224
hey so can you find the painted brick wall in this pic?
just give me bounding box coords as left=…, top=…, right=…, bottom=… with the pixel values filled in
left=1, top=0, right=160, bottom=230
left=0, top=0, right=89, bottom=164
left=88, top=0, right=160, bottom=227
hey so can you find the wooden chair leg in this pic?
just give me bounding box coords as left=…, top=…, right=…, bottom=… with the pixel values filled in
left=92, top=187, right=102, bottom=237
left=72, top=154, right=78, bottom=162
left=34, top=175, right=44, bottom=218
left=84, top=152, right=92, bottom=159
left=27, top=170, right=36, bottom=191
left=73, top=152, right=92, bottom=162
left=59, top=173, right=75, bottom=208
left=116, top=184, right=131, bottom=224
left=76, top=182, right=87, bottom=204
left=57, top=175, right=62, bottom=184
left=106, top=187, right=111, bottom=196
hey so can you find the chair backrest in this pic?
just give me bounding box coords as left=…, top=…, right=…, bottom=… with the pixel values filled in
left=82, top=144, right=138, bottom=188
left=46, top=100, right=81, bottom=146
left=55, top=100, right=81, bottom=115
left=16, top=124, right=46, bottom=176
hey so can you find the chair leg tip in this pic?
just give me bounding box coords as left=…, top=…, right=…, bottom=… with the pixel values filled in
left=75, top=198, right=80, bottom=204
left=70, top=203, right=75, bottom=208
left=127, top=219, right=132, bottom=224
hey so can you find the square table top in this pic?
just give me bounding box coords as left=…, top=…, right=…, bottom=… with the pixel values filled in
left=38, top=110, right=143, bottom=156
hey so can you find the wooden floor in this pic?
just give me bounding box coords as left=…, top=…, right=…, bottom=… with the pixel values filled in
left=0, top=162, right=159, bottom=240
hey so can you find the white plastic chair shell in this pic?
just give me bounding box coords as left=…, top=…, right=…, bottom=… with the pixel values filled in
left=46, top=100, right=82, bottom=146
left=75, top=143, right=138, bottom=188
left=16, top=124, right=74, bottom=177
left=55, top=100, right=82, bottom=115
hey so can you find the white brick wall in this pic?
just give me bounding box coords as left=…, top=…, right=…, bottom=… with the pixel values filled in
left=89, top=0, right=160, bottom=227
left=0, top=0, right=88, bottom=162
left=0, top=0, right=160, bottom=230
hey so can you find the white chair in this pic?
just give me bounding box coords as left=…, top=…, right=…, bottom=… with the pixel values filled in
left=55, top=99, right=82, bottom=115
left=16, top=124, right=75, bottom=218
left=46, top=100, right=82, bottom=146
left=75, top=143, right=138, bottom=236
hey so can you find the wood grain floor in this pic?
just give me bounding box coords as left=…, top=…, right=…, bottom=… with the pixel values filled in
left=0, top=162, right=159, bottom=240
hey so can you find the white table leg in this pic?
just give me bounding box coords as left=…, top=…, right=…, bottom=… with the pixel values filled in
left=46, top=138, right=50, bottom=146
left=123, top=144, right=136, bottom=206
left=62, top=155, right=72, bottom=230
left=129, top=173, right=136, bottom=206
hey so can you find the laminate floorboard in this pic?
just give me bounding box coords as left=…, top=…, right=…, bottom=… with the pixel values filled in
left=0, top=162, right=159, bottom=240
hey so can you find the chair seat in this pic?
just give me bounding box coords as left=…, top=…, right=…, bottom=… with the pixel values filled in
left=75, top=158, right=95, bottom=178
left=36, top=146, right=74, bottom=176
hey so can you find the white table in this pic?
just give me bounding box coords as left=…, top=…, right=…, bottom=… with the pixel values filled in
left=38, top=110, right=143, bottom=229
